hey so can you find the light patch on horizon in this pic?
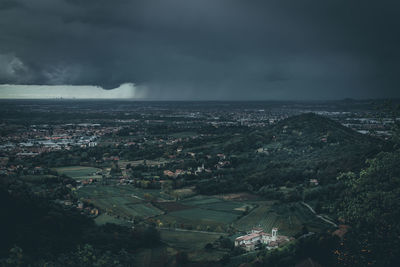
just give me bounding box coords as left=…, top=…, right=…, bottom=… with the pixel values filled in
left=0, top=83, right=136, bottom=99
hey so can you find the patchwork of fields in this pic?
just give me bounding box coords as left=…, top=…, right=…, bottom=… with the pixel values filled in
left=70, top=170, right=331, bottom=260
left=77, top=185, right=166, bottom=223
left=78, top=184, right=172, bottom=200
left=154, top=195, right=255, bottom=230
left=76, top=183, right=330, bottom=235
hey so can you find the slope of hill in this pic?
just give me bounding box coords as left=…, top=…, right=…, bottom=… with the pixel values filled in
left=248, top=113, right=386, bottom=185
left=197, top=113, right=389, bottom=194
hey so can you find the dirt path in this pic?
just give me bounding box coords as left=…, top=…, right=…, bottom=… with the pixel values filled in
left=301, top=202, right=337, bottom=227
left=131, top=194, right=144, bottom=200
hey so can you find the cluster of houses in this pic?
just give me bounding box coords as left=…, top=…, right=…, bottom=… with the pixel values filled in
left=235, top=227, right=291, bottom=251
left=0, top=163, right=47, bottom=177
left=0, top=122, right=123, bottom=159
left=162, top=153, right=230, bottom=178
left=163, top=164, right=212, bottom=178
left=59, top=199, right=99, bottom=217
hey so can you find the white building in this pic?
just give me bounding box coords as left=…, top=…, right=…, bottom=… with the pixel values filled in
left=235, top=227, right=289, bottom=251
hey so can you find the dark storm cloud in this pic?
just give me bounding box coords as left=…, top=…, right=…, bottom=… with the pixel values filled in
left=0, top=0, right=399, bottom=99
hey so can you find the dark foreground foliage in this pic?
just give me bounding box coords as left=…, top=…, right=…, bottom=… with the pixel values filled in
left=0, top=180, right=160, bottom=266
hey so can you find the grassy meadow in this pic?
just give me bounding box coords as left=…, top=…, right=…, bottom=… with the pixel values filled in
left=53, top=166, right=101, bottom=180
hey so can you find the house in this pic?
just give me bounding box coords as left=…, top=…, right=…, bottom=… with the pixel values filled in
left=235, top=228, right=290, bottom=251
left=163, top=170, right=175, bottom=177
left=88, top=142, right=97, bottom=147
left=217, top=153, right=226, bottom=159
left=234, top=231, right=263, bottom=251
left=332, top=224, right=350, bottom=239
left=195, top=164, right=205, bottom=175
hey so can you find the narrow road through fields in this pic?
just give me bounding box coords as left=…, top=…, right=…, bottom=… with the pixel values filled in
left=301, top=202, right=337, bottom=227
left=131, top=194, right=144, bottom=200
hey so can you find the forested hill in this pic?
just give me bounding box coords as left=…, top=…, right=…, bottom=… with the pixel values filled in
left=198, top=113, right=389, bottom=194
left=272, top=112, right=372, bottom=144
left=249, top=113, right=387, bottom=184
left=266, top=113, right=385, bottom=164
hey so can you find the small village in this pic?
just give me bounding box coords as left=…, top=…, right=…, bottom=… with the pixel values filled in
left=235, top=227, right=291, bottom=251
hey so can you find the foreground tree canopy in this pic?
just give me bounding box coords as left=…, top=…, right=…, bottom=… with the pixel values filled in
left=338, top=150, right=400, bottom=266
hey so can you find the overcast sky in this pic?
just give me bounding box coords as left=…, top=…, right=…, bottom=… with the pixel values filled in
left=0, top=0, right=399, bottom=100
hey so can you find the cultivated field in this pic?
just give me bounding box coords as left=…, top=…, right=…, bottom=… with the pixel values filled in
left=77, top=184, right=330, bottom=248
left=234, top=201, right=331, bottom=236
left=78, top=184, right=172, bottom=201
left=234, top=202, right=276, bottom=231
left=88, top=197, right=162, bottom=218
left=155, top=195, right=254, bottom=231
left=53, top=166, right=101, bottom=180
left=169, top=208, right=238, bottom=224
left=161, top=229, right=225, bottom=251
left=77, top=185, right=165, bottom=222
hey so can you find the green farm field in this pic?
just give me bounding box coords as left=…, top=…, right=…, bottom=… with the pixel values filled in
left=78, top=184, right=173, bottom=201
left=234, top=201, right=331, bottom=236
left=169, top=208, right=238, bottom=224
left=161, top=229, right=225, bottom=251
left=88, top=197, right=162, bottom=218
left=77, top=185, right=166, bottom=221
left=78, top=184, right=330, bottom=238
left=181, top=195, right=254, bottom=213
left=155, top=195, right=255, bottom=230
left=53, top=166, right=101, bottom=180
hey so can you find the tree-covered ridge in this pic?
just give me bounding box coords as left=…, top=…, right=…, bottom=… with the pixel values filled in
left=197, top=113, right=387, bottom=195
left=232, top=150, right=400, bottom=267
left=261, top=113, right=386, bottom=177
left=337, top=150, right=400, bottom=266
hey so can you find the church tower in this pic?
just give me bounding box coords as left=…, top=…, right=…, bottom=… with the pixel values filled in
left=271, top=228, right=278, bottom=241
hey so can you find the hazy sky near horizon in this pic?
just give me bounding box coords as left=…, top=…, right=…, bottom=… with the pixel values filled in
left=0, top=83, right=136, bottom=99
left=0, top=0, right=400, bottom=100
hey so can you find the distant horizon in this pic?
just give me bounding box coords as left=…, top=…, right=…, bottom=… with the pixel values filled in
left=1, top=84, right=399, bottom=102
left=1, top=97, right=399, bottom=102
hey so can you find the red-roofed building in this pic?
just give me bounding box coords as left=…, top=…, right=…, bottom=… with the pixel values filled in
left=235, top=227, right=290, bottom=251
left=333, top=225, right=350, bottom=239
